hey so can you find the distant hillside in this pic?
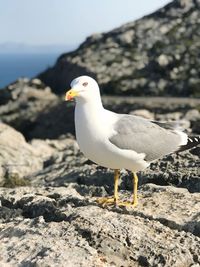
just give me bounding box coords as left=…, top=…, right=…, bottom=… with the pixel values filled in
left=38, top=0, right=200, bottom=97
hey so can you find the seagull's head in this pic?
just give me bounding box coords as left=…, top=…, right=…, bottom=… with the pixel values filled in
left=65, top=76, right=100, bottom=102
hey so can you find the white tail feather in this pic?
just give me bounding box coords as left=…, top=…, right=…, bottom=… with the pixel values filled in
left=176, top=130, right=188, bottom=146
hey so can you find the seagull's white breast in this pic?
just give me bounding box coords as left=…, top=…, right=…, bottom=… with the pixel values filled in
left=74, top=102, right=148, bottom=171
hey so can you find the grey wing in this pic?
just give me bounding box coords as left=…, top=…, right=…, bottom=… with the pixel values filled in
left=109, top=115, right=184, bottom=162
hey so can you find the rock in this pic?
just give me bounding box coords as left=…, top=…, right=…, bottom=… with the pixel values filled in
left=117, top=30, right=135, bottom=45
left=0, top=123, right=44, bottom=183
left=129, top=109, right=154, bottom=120
left=0, top=184, right=200, bottom=266
left=157, top=54, right=171, bottom=67
left=29, top=143, right=200, bottom=195
left=30, top=78, right=43, bottom=87
left=191, top=146, right=200, bottom=157
left=184, top=109, right=200, bottom=134
left=30, top=139, right=55, bottom=159
left=185, top=109, right=200, bottom=121
left=38, top=0, right=200, bottom=97
left=0, top=78, right=59, bottom=139
left=143, top=151, right=200, bottom=192
left=155, top=112, right=183, bottom=121
left=192, top=120, right=200, bottom=134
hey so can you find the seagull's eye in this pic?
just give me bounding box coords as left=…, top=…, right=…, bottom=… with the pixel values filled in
left=82, top=82, right=88, bottom=87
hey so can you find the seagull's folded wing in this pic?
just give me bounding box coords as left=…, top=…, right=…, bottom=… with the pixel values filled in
left=109, top=114, right=186, bottom=162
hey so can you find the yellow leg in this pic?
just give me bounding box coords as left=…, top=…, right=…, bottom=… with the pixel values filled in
left=96, top=169, right=120, bottom=206
left=133, top=172, right=138, bottom=207
left=114, top=169, right=119, bottom=202
left=97, top=171, right=138, bottom=208
left=116, top=172, right=138, bottom=207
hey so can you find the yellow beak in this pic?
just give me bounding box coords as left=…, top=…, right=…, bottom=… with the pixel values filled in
left=65, top=89, right=79, bottom=101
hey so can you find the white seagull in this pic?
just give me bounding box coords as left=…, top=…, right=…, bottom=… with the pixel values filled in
left=65, top=76, right=200, bottom=207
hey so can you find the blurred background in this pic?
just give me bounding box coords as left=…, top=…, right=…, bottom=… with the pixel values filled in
left=0, top=0, right=171, bottom=88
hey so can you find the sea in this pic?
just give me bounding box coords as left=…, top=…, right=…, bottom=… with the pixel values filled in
left=0, top=53, right=60, bottom=89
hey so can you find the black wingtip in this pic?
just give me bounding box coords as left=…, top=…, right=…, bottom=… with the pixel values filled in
left=178, top=136, right=200, bottom=152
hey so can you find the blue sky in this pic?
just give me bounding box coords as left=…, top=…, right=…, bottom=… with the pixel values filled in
left=1, top=0, right=171, bottom=46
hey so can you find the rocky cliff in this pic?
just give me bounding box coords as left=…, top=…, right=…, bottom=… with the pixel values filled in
left=0, top=115, right=200, bottom=267
left=0, top=77, right=200, bottom=266
left=39, top=0, right=200, bottom=97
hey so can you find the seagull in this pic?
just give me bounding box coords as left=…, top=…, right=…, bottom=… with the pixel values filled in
left=65, top=76, right=200, bottom=207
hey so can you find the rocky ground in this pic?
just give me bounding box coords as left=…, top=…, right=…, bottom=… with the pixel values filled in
left=0, top=78, right=200, bottom=266
left=39, top=0, right=200, bottom=97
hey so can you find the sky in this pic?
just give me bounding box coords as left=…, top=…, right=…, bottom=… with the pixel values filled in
left=0, top=0, right=172, bottom=47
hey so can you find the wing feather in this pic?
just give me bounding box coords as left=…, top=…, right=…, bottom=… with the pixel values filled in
left=109, top=115, right=184, bottom=162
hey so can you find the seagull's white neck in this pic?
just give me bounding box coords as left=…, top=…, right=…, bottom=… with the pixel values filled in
left=75, top=94, right=103, bottom=113
left=75, top=94, right=105, bottom=139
